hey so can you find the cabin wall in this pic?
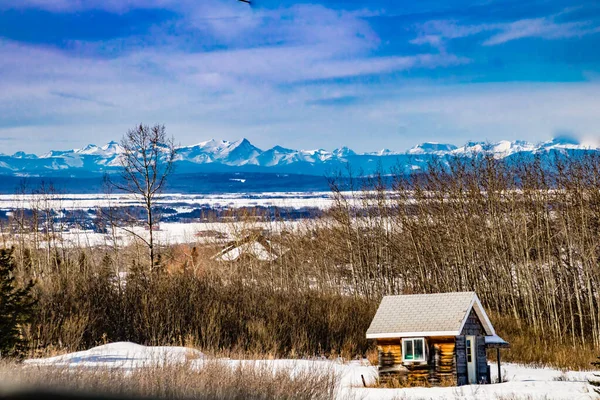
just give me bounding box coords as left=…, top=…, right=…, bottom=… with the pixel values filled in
left=430, top=338, right=456, bottom=386
left=376, top=337, right=457, bottom=386
left=377, top=339, right=402, bottom=368
left=476, top=336, right=489, bottom=383
left=458, top=309, right=490, bottom=384
left=462, top=309, right=486, bottom=335
left=455, top=335, right=468, bottom=385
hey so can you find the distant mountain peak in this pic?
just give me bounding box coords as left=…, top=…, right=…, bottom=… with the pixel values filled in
left=368, top=149, right=397, bottom=156
left=270, top=145, right=294, bottom=154
left=332, top=146, right=356, bottom=158
left=3, top=136, right=599, bottom=177
left=540, top=136, right=584, bottom=151
left=12, top=151, right=38, bottom=159
left=407, top=142, right=457, bottom=155
left=548, top=134, right=580, bottom=146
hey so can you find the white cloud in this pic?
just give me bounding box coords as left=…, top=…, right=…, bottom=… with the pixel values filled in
left=483, top=17, right=599, bottom=45
left=365, top=83, right=600, bottom=147
left=411, top=10, right=600, bottom=48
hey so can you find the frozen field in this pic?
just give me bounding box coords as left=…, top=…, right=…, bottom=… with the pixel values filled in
left=0, top=192, right=340, bottom=211
left=40, top=220, right=305, bottom=247
left=0, top=191, right=340, bottom=247
left=23, top=342, right=599, bottom=400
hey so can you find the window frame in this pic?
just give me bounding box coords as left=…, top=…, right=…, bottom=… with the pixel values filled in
left=401, top=337, right=427, bottom=363
left=466, top=338, right=473, bottom=363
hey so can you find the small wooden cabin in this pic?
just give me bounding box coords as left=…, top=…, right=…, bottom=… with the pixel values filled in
left=366, top=292, right=509, bottom=386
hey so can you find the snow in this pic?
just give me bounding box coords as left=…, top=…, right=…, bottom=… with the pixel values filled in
left=5, top=137, right=600, bottom=175
left=213, top=239, right=288, bottom=262
left=24, top=342, right=598, bottom=399
left=407, top=142, right=458, bottom=156
left=0, top=192, right=339, bottom=211
left=25, top=342, right=204, bottom=369
left=485, top=334, right=510, bottom=347
left=176, top=138, right=263, bottom=166
left=367, top=149, right=398, bottom=156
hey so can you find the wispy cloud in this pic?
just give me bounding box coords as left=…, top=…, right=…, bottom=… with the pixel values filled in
left=483, top=17, right=600, bottom=45
left=411, top=8, right=600, bottom=48
left=50, top=91, right=117, bottom=108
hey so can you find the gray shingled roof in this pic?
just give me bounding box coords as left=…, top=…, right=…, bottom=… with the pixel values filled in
left=366, top=292, right=493, bottom=339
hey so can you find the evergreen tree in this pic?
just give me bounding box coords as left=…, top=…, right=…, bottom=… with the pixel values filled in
left=0, top=248, right=35, bottom=357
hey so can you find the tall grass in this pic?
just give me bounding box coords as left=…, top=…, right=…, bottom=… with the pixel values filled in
left=0, top=360, right=339, bottom=400
left=27, top=269, right=375, bottom=358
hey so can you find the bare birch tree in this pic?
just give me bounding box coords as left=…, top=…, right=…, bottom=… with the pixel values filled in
left=107, top=124, right=176, bottom=269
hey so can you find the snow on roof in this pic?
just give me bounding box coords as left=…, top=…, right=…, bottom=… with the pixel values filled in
left=212, top=236, right=289, bottom=262
left=485, top=334, right=510, bottom=348
left=366, top=292, right=497, bottom=339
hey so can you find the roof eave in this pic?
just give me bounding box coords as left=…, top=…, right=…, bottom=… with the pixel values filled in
left=366, top=330, right=460, bottom=339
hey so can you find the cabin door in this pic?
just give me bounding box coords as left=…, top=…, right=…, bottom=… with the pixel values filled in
left=466, top=335, right=477, bottom=384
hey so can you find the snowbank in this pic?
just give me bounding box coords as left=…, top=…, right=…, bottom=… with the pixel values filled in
left=24, top=342, right=204, bottom=370
left=25, top=342, right=598, bottom=399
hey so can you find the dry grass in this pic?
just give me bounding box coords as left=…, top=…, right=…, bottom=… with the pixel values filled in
left=491, top=313, right=598, bottom=371
left=0, top=360, right=339, bottom=400
left=497, top=336, right=597, bottom=371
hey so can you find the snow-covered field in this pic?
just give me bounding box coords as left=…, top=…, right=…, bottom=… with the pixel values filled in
left=0, top=192, right=338, bottom=247
left=41, top=220, right=303, bottom=248
left=0, top=192, right=339, bottom=211
left=24, top=342, right=598, bottom=400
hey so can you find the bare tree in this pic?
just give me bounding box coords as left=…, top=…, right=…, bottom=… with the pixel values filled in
left=108, top=124, right=176, bottom=269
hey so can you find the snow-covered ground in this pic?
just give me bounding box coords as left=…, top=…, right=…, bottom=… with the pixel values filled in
left=0, top=191, right=343, bottom=247
left=0, top=192, right=340, bottom=211
left=40, top=220, right=304, bottom=247
left=24, top=342, right=598, bottom=400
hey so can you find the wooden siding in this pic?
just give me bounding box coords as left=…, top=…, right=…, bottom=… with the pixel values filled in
left=476, top=336, right=489, bottom=383
left=377, top=339, right=402, bottom=368
left=376, top=337, right=457, bottom=386
left=455, top=335, right=468, bottom=386
left=430, top=339, right=456, bottom=386
left=458, top=308, right=490, bottom=384
left=461, top=309, right=486, bottom=335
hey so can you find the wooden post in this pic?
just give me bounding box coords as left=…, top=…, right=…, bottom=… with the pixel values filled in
left=497, top=348, right=502, bottom=383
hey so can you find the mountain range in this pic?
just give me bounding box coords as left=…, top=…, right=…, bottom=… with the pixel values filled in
left=0, top=137, right=598, bottom=178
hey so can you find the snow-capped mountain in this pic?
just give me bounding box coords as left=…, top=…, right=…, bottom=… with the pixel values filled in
left=176, top=139, right=262, bottom=166
left=407, top=142, right=458, bottom=155
left=0, top=137, right=598, bottom=177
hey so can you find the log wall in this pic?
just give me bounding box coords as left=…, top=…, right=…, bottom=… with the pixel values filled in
left=377, top=339, right=402, bottom=368
left=376, top=337, right=457, bottom=387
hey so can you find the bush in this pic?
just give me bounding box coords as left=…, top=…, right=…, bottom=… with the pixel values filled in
left=0, top=360, right=339, bottom=400
left=28, top=270, right=375, bottom=358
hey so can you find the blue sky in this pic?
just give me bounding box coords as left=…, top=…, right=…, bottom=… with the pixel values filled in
left=0, top=0, right=599, bottom=154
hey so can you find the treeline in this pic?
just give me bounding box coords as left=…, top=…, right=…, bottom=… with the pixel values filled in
left=3, top=151, right=600, bottom=367
left=16, top=245, right=373, bottom=357
left=290, top=152, right=600, bottom=348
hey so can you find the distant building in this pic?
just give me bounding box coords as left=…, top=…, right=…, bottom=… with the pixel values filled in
left=367, top=292, right=509, bottom=386
left=212, top=234, right=289, bottom=262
